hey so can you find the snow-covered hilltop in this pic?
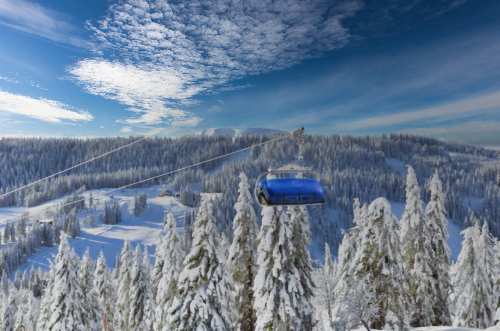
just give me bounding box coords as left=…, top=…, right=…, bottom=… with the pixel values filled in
left=195, top=127, right=287, bottom=138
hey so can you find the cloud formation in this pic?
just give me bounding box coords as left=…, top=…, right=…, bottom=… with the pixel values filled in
left=399, top=121, right=500, bottom=145
left=0, top=0, right=89, bottom=49
left=68, top=0, right=362, bottom=126
left=0, top=90, right=93, bottom=123
left=332, top=90, right=500, bottom=132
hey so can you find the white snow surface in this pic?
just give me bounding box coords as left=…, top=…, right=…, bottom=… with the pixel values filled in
left=0, top=188, right=467, bottom=278
left=386, top=158, right=407, bottom=176
left=0, top=185, right=193, bottom=276
left=351, top=327, right=500, bottom=331
left=195, top=127, right=286, bottom=138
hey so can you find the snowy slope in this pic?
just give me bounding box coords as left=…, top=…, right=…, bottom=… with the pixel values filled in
left=0, top=185, right=193, bottom=276
left=1, top=191, right=468, bottom=278
left=195, top=127, right=286, bottom=138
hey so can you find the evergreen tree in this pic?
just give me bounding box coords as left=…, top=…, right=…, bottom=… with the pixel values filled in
left=45, top=233, right=86, bottom=331
left=400, top=165, right=435, bottom=326
left=227, top=172, right=259, bottom=331
left=183, top=210, right=194, bottom=251
left=154, top=212, right=184, bottom=331
left=143, top=245, right=155, bottom=330
left=168, top=194, right=233, bottom=330
left=453, top=222, right=482, bottom=328
left=476, top=221, right=497, bottom=327
left=312, top=243, right=338, bottom=331
left=80, top=248, right=101, bottom=330
left=26, top=293, right=40, bottom=331
left=425, top=171, right=451, bottom=325
left=37, top=262, right=55, bottom=330
left=289, top=205, right=316, bottom=329
left=3, top=291, right=15, bottom=331
left=94, top=251, right=115, bottom=331
left=339, top=198, right=407, bottom=331
left=254, top=205, right=309, bottom=331
left=150, top=214, right=170, bottom=304
left=114, top=239, right=133, bottom=331
left=14, top=290, right=29, bottom=331
left=128, top=245, right=149, bottom=330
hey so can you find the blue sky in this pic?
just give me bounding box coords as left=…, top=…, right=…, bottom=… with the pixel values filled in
left=0, top=0, right=499, bottom=145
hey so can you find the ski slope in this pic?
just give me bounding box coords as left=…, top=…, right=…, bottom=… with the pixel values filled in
left=0, top=184, right=192, bottom=276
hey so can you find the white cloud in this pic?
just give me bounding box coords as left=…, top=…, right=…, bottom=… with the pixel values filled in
left=119, top=126, right=133, bottom=133
left=207, top=105, right=222, bottom=113
left=0, top=90, right=93, bottom=123
left=332, top=91, right=500, bottom=132
left=100, top=125, right=104, bottom=129
left=0, top=0, right=90, bottom=49
left=399, top=121, right=500, bottom=145
left=171, top=117, right=202, bottom=128
left=69, top=0, right=362, bottom=127
left=68, top=59, right=202, bottom=126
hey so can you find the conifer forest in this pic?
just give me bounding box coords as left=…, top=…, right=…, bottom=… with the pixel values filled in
left=0, top=133, right=500, bottom=330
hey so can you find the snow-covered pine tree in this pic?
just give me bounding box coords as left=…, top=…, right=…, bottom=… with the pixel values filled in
left=168, top=194, right=233, bottom=330
left=94, top=251, right=115, bottom=331
left=150, top=216, right=168, bottom=304
left=3, top=291, right=16, bottom=331
left=182, top=210, right=194, bottom=251
left=80, top=248, right=101, bottom=330
left=114, top=239, right=133, bottom=331
left=312, top=243, right=338, bottom=331
left=453, top=221, right=481, bottom=328
left=128, top=245, right=149, bottom=330
left=342, top=198, right=407, bottom=330
left=425, top=171, right=451, bottom=325
left=227, top=172, right=259, bottom=331
left=26, top=292, right=40, bottom=331
left=14, top=289, right=29, bottom=331
left=400, top=165, right=435, bottom=326
left=154, top=211, right=184, bottom=331
left=45, top=233, right=86, bottom=331
left=142, top=245, right=155, bottom=330
left=476, top=221, right=497, bottom=327
left=254, top=205, right=310, bottom=331
left=289, top=205, right=315, bottom=328
left=36, top=261, right=55, bottom=330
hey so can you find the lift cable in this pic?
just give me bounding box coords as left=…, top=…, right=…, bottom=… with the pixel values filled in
left=4, top=132, right=291, bottom=225
left=0, top=128, right=172, bottom=200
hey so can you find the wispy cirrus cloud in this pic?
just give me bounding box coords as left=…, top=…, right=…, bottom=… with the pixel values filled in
left=0, top=90, right=93, bottom=123
left=0, top=0, right=90, bottom=49
left=68, top=0, right=363, bottom=127
left=399, top=121, right=500, bottom=145
left=332, top=90, right=500, bottom=132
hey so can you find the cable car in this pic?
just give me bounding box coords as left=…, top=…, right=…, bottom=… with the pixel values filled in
left=255, top=165, right=325, bottom=207
left=254, top=127, right=325, bottom=207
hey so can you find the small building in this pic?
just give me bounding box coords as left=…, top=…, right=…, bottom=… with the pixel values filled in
left=159, top=189, right=173, bottom=197
left=38, top=219, right=53, bottom=226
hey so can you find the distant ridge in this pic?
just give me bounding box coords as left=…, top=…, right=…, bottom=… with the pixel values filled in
left=194, top=127, right=287, bottom=138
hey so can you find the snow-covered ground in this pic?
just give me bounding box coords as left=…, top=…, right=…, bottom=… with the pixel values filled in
left=195, top=127, right=286, bottom=139
left=0, top=184, right=193, bottom=276
left=386, top=158, right=407, bottom=176
left=0, top=189, right=467, bottom=277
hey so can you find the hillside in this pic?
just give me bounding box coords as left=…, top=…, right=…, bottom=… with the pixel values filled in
left=1, top=132, right=499, bottom=330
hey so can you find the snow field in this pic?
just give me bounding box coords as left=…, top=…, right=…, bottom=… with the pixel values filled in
left=0, top=184, right=193, bottom=275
